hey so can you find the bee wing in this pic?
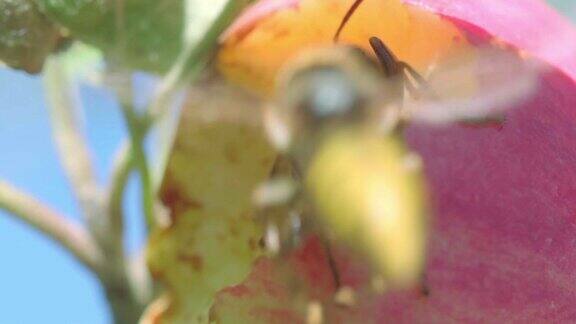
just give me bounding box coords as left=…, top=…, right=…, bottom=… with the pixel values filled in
left=402, top=46, right=540, bottom=125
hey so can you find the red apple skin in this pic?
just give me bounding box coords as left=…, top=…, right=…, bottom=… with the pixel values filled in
left=395, top=69, right=576, bottom=322
left=213, top=0, right=576, bottom=322
left=404, top=0, right=576, bottom=79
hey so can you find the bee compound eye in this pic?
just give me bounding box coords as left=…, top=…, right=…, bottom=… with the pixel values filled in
left=303, top=68, right=359, bottom=120
left=285, top=67, right=363, bottom=127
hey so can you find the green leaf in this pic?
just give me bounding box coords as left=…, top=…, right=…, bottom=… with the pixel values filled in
left=36, top=0, right=183, bottom=72
left=35, top=0, right=248, bottom=73
left=0, top=0, right=62, bottom=73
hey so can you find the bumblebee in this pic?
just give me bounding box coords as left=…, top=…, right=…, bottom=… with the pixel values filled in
left=259, top=45, right=428, bottom=289
left=256, top=0, right=536, bottom=292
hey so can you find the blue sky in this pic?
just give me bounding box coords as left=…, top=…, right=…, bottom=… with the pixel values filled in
left=0, top=69, right=146, bottom=324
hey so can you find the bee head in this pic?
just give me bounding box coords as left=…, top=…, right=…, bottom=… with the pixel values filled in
left=266, top=46, right=398, bottom=153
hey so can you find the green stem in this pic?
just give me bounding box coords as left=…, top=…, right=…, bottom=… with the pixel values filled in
left=108, top=0, right=247, bottom=223
left=147, top=0, right=245, bottom=122
left=120, top=103, right=155, bottom=230
left=44, top=56, right=108, bottom=244
left=0, top=181, right=105, bottom=275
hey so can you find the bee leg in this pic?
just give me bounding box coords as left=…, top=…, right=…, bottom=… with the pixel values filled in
left=320, top=238, right=342, bottom=290
left=253, top=177, right=298, bottom=209
left=256, top=155, right=310, bottom=257
left=398, top=61, right=437, bottom=100
left=419, top=273, right=431, bottom=297
left=286, top=210, right=304, bottom=250
left=256, top=191, right=303, bottom=256
left=368, top=36, right=402, bottom=77
left=399, top=61, right=427, bottom=87
left=262, top=221, right=282, bottom=255
left=404, top=78, right=422, bottom=100
left=366, top=38, right=432, bottom=99
left=323, top=240, right=359, bottom=307
left=254, top=155, right=300, bottom=209
left=420, top=283, right=431, bottom=297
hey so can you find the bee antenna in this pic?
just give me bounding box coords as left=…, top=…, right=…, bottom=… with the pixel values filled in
left=333, top=0, right=365, bottom=43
